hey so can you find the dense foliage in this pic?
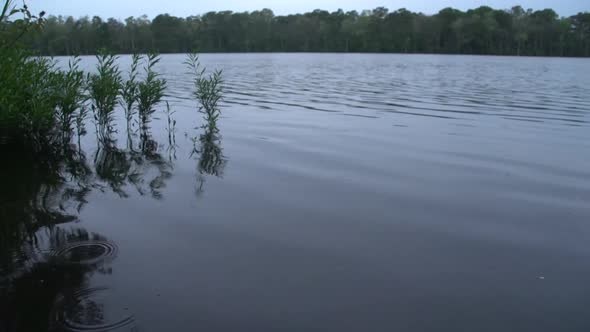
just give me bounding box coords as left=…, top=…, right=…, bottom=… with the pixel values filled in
left=0, top=1, right=56, bottom=146
left=0, top=0, right=225, bottom=287
left=12, top=6, right=590, bottom=57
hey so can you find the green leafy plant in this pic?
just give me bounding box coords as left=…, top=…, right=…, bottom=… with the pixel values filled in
left=184, top=53, right=223, bottom=131
left=120, top=53, right=142, bottom=126
left=0, top=48, right=60, bottom=147
left=55, top=57, right=86, bottom=142
left=137, top=53, right=166, bottom=129
left=87, top=50, right=122, bottom=142
left=0, top=1, right=63, bottom=151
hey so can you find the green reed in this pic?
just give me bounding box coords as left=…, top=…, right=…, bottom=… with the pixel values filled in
left=184, top=53, right=224, bottom=131
left=1, top=1, right=194, bottom=156
left=137, top=53, right=166, bottom=129
left=55, top=57, right=86, bottom=142
left=87, top=51, right=122, bottom=142
left=120, top=53, right=142, bottom=126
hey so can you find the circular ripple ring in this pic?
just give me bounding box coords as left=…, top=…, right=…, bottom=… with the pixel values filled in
left=51, top=241, right=118, bottom=265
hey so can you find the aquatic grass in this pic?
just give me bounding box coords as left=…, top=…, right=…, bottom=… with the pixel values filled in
left=137, top=53, right=166, bottom=130
left=0, top=48, right=60, bottom=148
left=197, top=69, right=223, bottom=131
left=120, top=53, right=142, bottom=127
left=87, top=51, right=122, bottom=143
left=184, top=53, right=204, bottom=86
left=185, top=52, right=226, bottom=193
left=55, top=57, right=86, bottom=142
left=184, top=53, right=224, bottom=131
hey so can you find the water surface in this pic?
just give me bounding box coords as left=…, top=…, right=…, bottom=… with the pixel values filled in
left=2, top=54, right=590, bottom=331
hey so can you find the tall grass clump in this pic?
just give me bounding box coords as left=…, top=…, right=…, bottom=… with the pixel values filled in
left=184, top=53, right=223, bottom=132
left=185, top=52, right=226, bottom=188
left=55, top=57, right=86, bottom=143
left=120, top=53, right=142, bottom=127
left=87, top=51, right=122, bottom=143
left=137, top=53, right=166, bottom=130
left=0, top=48, right=59, bottom=148
left=1, top=2, right=52, bottom=148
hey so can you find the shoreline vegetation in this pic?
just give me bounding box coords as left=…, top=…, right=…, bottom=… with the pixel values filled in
left=1, top=3, right=225, bottom=322
left=4, top=6, right=590, bottom=57
left=0, top=0, right=223, bottom=153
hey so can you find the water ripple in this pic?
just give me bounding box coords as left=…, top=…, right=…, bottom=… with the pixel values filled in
left=182, top=55, right=590, bottom=126
left=53, top=287, right=136, bottom=332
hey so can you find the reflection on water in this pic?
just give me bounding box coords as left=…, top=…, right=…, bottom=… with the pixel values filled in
left=3, top=54, right=590, bottom=331
left=0, top=226, right=127, bottom=331
left=192, top=123, right=227, bottom=196
left=0, top=106, right=226, bottom=331
left=93, top=136, right=174, bottom=200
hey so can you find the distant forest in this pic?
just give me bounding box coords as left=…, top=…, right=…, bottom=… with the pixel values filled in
left=13, top=6, right=590, bottom=57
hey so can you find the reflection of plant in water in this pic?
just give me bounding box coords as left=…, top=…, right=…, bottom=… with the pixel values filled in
left=0, top=227, right=118, bottom=332
left=60, top=146, right=95, bottom=213
left=0, top=142, right=85, bottom=265
left=94, top=144, right=132, bottom=197
left=139, top=134, right=174, bottom=199
left=194, top=128, right=226, bottom=177
left=165, top=101, right=177, bottom=144
left=93, top=134, right=173, bottom=200
left=0, top=129, right=174, bottom=280
left=191, top=124, right=227, bottom=196
left=0, top=134, right=169, bottom=330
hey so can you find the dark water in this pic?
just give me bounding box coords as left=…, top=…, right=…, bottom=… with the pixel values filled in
left=2, top=54, right=590, bottom=331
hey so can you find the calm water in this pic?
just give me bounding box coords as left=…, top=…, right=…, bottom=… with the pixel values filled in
left=1, top=54, right=590, bottom=331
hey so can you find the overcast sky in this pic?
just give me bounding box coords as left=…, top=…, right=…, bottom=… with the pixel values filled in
left=28, top=0, right=589, bottom=19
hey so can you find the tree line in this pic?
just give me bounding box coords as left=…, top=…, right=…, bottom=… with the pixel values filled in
left=12, top=6, right=590, bottom=57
